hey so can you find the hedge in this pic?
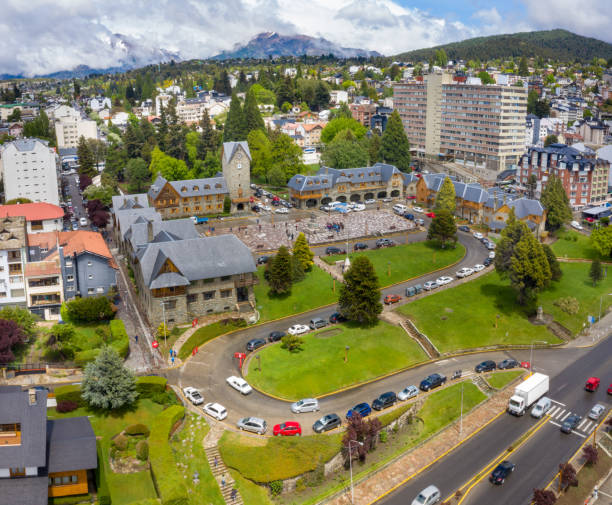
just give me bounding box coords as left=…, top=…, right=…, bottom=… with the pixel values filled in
left=110, top=319, right=129, bottom=358
left=125, top=423, right=151, bottom=436
left=136, top=376, right=167, bottom=398
left=48, top=494, right=92, bottom=505
left=55, top=385, right=85, bottom=407
left=149, top=406, right=187, bottom=505
left=96, top=440, right=111, bottom=505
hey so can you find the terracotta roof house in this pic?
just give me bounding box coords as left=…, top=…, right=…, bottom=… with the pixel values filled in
left=0, top=203, right=64, bottom=234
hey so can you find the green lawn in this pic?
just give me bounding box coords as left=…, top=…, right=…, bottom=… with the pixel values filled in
left=322, top=241, right=466, bottom=287
left=171, top=413, right=224, bottom=505
left=397, top=272, right=562, bottom=353
left=178, top=319, right=247, bottom=360
left=229, top=470, right=273, bottom=505
left=246, top=321, right=428, bottom=399
left=253, top=265, right=338, bottom=323
left=486, top=370, right=525, bottom=389
left=219, top=431, right=342, bottom=483
left=551, top=229, right=602, bottom=260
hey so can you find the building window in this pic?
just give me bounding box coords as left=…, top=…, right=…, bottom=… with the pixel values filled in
left=88, top=288, right=94, bottom=294
left=166, top=300, right=177, bottom=309
left=66, top=275, right=74, bottom=282
left=203, top=278, right=215, bottom=283
left=31, top=220, right=43, bottom=230
left=203, top=291, right=215, bottom=300
left=96, top=287, right=104, bottom=293
left=220, top=289, right=232, bottom=298
left=88, top=274, right=94, bottom=280
left=65, top=260, right=73, bottom=267
left=187, top=294, right=197, bottom=303
left=220, top=275, right=231, bottom=281
left=87, top=261, right=93, bottom=267
left=67, top=285, right=74, bottom=291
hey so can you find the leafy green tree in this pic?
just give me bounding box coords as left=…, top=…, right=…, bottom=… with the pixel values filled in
left=380, top=110, right=411, bottom=171
left=149, top=146, right=191, bottom=181
left=77, top=136, right=95, bottom=176
left=46, top=323, right=76, bottom=360
left=435, top=49, right=448, bottom=67
left=164, top=101, right=186, bottom=161
left=544, top=134, right=558, bottom=147
left=540, top=175, right=571, bottom=231
left=367, top=133, right=382, bottom=164
left=244, top=88, right=265, bottom=134
left=291, top=254, right=305, bottom=282
left=199, top=151, right=220, bottom=178
left=321, top=129, right=369, bottom=168
left=591, top=226, right=612, bottom=257
left=280, top=334, right=304, bottom=353
left=518, top=57, right=530, bottom=77
left=477, top=71, right=495, bottom=84
left=495, top=209, right=529, bottom=277
left=7, top=108, right=21, bottom=122
left=0, top=306, right=38, bottom=337
left=427, top=209, right=457, bottom=247
left=270, top=133, right=304, bottom=180
left=321, top=117, right=367, bottom=144
left=82, top=346, right=137, bottom=411
left=542, top=244, right=562, bottom=282
left=434, top=177, right=456, bottom=213
left=276, top=76, right=295, bottom=108
left=509, top=232, right=551, bottom=304
left=268, top=166, right=286, bottom=187
left=197, top=109, right=219, bottom=160
left=124, top=120, right=145, bottom=159
left=339, top=256, right=382, bottom=325
left=292, top=233, right=314, bottom=272
left=223, top=196, right=231, bottom=214
left=247, top=129, right=272, bottom=180
left=589, top=258, right=603, bottom=286
left=224, top=92, right=247, bottom=142
left=65, top=296, right=115, bottom=322
left=82, top=185, right=115, bottom=206
left=23, top=110, right=52, bottom=141
left=125, top=158, right=150, bottom=192
left=268, top=246, right=293, bottom=295
left=329, top=103, right=352, bottom=120
left=104, top=144, right=127, bottom=183
left=250, top=83, right=276, bottom=105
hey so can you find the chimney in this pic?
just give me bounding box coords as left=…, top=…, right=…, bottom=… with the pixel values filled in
left=147, top=219, right=154, bottom=243
left=28, top=388, right=37, bottom=406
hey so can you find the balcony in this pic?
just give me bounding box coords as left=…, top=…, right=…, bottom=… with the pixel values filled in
left=234, top=275, right=259, bottom=288
left=30, top=293, right=62, bottom=306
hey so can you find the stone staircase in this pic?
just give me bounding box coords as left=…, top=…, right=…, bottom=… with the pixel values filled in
left=472, top=374, right=494, bottom=394
left=203, top=423, right=243, bottom=505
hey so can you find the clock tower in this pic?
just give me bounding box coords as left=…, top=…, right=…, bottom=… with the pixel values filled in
left=222, top=141, right=252, bottom=212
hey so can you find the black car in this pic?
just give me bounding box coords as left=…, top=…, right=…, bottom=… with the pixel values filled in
left=561, top=414, right=581, bottom=433
left=326, top=246, right=345, bottom=255
left=489, top=461, right=515, bottom=485
left=329, top=312, right=347, bottom=324
left=246, top=338, right=266, bottom=352
left=251, top=205, right=261, bottom=212
left=268, top=331, right=285, bottom=342
left=313, top=413, right=341, bottom=433
left=376, top=238, right=395, bottom=248
left=458, top=225, right=470, bottom=232
left=372, top=392, right=397, bottom=411
left=256, top=255, right=270, bottom=265
left=475, top=360, right=496, bottom=373
left=419, top=373, right=447, bottom=391
left=483, top=257, right=493, bottom=266
left=354, top=242, right=368, bottom=250
left=498, top=359, right=518, bottom=370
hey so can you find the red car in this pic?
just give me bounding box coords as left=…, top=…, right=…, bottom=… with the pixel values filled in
left=426, top=212, right=436, bottom=218
left=607, top=383, right=612, bottom=395
left=520, top=361, right=530, bottom=369
left=384, top=294, right=401, bottom=305
left=273, top=421, right=302, bottom=437
left=585, top=377, right=600, bottom=392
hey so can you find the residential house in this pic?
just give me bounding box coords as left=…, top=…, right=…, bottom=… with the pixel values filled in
left=349, top=102, right=377, bottom=127
left=329, top=90, right=348, bottom=104
left=55, top=114, right=98, bottom=149
left=0, top=103, right=39, bottom=121
left=0, top=202, right=64, bottom=234
left=0, top=386, right=97, bottom=505
left=576, top=119, right=608, bottom=145
left=0, top=216, right=27, bottom=309
left=24, top=259, right=63, bottom=320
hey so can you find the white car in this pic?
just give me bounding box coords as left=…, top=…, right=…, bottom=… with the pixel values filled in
left=435, top=276, right=453, bottom=286
left=262, top=205, right=272, bottom=212
left=473, top=232, right=484, bottom=240
left=570, top=220, right=583, bottom=230
left=351, top=203, right=366, bottom=211
left=412, top=206, right=424, bottom=213
left=288, top=324, right=309, bottom=335
left=364, top=199, right=376, bottom=205
left=182, top=387, right=204, bottom=405
left=473, top=264, right=485, bottom=272
left=275, top=207, right=289, bottom=214
left=79, top=217, right=88, bottom=226
left=398, top=385, right=419, bottom=401
left=423, top=281, right=439, bottom=291
left=488, top=251, right=496, bottom=259
left=237, top=416, right=267, bottom=435
left=202, top=402, right=227, bottom=420
left=291, top=398, right=320, bottom=413
left=226, top=376, right=253, bottom=395
left=456, top=267, right=474, bottom=278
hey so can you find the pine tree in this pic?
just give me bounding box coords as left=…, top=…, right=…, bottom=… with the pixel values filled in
left=518, top=57, right=530, bottom=77
left=495, top=209, right=530, bottom=277
left=224, top=92, right=247, bottom=142
left=427, top=209, right=457, bottom=247
left=81, top=346, right=137, bottom=410
left=165, top=101, right=186, bottom=160
left=367, top=132, right=382, bottom=163
left=125, top=158, right=150, bottom=192
left=380, top=110, right=411, bottom=171
left=77, top=136, right=95, bottom=176
left=541, top=175, right=572, bottom=231
left=276, top=76, right=295, bottom=108
left=589, top=258, right=603, bottom=286
left=434, top=177, right=456, bottom=213
left=157, top=105, right=169, bottom=152
left=197, top=110, right=219, bottom=160
left=339, top=256, right=382, bottom=325
left=268, top=246, right=293, bottom=295
left=292, top=233, right=314, bottom=272
left=244, top=88, right=265, bottom=134
left=509, top=232, right=551, bottom=305
left=542, top=244, right=562, bottom=282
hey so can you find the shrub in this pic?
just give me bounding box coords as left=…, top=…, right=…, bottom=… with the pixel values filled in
left=135, top=376, right=167, bottom=398
left=74, top=348, right=100, bottom=366
left=55, top=385, right=85, bottom=407
left=269, top=480, right=283, bottom=496
left=96, top=441, right=111, bottom=505
left=125, top=423, right=150, bottom=436
left=149, top=405, right=188, bottom=505
left=151, top=391, right=178, bottom=407
left=280, top=334, right=304, bottom=353
left=113, top=434, right=128, bottom=451
left=136, top=440, right=149, bottom=461
left=583, top=444, right=598, bottom=466
left=48, top=494, right=92, bottom=505
left=65, top=296, right=115, bottom=322
left=56, top=400, right=79, bottom=413
left=554, top=296, right=579, bottom=315
left=109, top=320, right=129, bottom=358
left=379, top=430, right=388, bottom=443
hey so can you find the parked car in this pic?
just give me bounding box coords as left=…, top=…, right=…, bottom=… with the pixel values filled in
left=291, top=398, right=320, bottom=414
left=458, top=225, right=470, bottom=232
left=473, top=232, right=484, bottom=240
left=404, top=213, right=415, bottom=221
left=364, top=199, right=376, bottom=205
left=426, top=212, right=436, bottom=219
left=226, top=376, right=253, bottom=395
left=473, top=264, right=485, bottom=272
left=246, top=338, right=266, bottom=352
left=486, top=242, right=496, bottom=250
left=405, top=284, right=423, bottom=297
left=352, top=203, right=366, bottom=211
left=561, top=414, right=581, bottom=433
left=412, top=206, right=424, bottom=213
left=489, top=461, right=515, bottom=485
left=329, top=312, right=347, bottom=324
left=384, top=294, right=401, bottom=305
left=354, top=242, right=368, bottom=250
left=531, top=397, right=552, bottom=419
left=398, top=385, right=419, bottom=401
left=309, top=317, right=328, bottom=329
left=273, top=421, right=302, bottom=436
left=435, top=276, right=453, bottom=286
left=256, top=255, right=270, bottom=265
left=570, top=220, right=583, bottom=230
left=346, top=403, right=372, bottom=419
left=411, top=485, right=440, bottom=505
left=237, top=417, right=267, bottom=435
left=414, top=218, right=425, bottom=226
left=268, top=331, right=285, bottom=342
left=71, top=222, right=79, bottom=231
left=202, top=402, right=227, bottom=420
left=372, top=392, right=397, bottom=411
left=497, top=359, right=518, bottom=370
left=275, top=207, right=289, bottom=214
left=585, top=377, right=600, bottom=391
left=456, top=267, right=474, bottom=278
left=423, top=281, right=439, bottom=291
left=313, top=413, right=341, bottom=433
left=326, top=246, right=345, bottom=255
left=488, top=251, right=496, bottom=259
left=608, top=383, right=612, bottom=395
left=79, top=217, right=88, bottom=226
left=376, top=238, right=395, bottom=248
left=483, top=258, right=493, bottom=267
left=588, top=404, right=606, bottom=420
left=288, top=324, right=309, bottom=335
left=475, top=360, right=496, bottom=373
left=419, top=373, right=446, bottom=391
left=182, top=387, right=204, bottom=405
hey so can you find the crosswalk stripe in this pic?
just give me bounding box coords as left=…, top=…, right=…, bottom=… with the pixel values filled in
left=572, top=430, right=586, bottom=438
left=550, top=399, right=566, bottom=407
left=583, top=421, right=594, bottom=433
left=560, top=412, right=571, bottom=421
left=549, top=420, right=561, bottom=427
left=548, top=406, right=560, bottom=417
left=578, top=419, right=588, bottom=430
left=555, top=408, right=567, bottom=420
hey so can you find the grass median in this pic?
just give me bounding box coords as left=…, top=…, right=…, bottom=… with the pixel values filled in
left=322, top=240, right=466, bottom=288
left=245, top=321, right=428, bottom=400
left=550, top=228, right=602, bottom=260
left=486, top=370, right=525, bottom=390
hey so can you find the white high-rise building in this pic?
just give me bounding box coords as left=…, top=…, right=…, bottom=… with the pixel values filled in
left=55, top=115, right=98, bottom=148
left=0, top=138, right=60, bottom=206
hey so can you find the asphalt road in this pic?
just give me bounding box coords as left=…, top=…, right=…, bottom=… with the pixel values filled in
left=380, top=337, right=612, bottom=505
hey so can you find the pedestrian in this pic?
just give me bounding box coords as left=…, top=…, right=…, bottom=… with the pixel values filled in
left=134, top=334, right=138, bottom=343
left=221, top=474, right=226, bottom=488
left=231, top=488, right=237, bottom=501
left=214, top=456, right=218, bottom=468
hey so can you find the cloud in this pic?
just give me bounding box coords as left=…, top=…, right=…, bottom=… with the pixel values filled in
left=473, top=8, right=503, bottom=26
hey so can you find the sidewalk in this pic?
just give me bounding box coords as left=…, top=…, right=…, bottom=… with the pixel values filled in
left=566, top=306, right=612, bottom=348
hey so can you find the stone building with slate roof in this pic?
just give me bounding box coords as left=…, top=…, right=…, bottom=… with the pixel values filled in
left=287, top=162, right=404, bottom=208
left=147, top=141, right=252, bottom=218
left=0, top=386, right=97, bottom=505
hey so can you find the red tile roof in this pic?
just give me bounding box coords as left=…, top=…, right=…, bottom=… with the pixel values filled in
left=25, top=261, right=61, bottom=277
left=0, top=203, right=64, bottom=222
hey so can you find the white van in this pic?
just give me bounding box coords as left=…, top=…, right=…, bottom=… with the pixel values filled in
left=393, top=204, right=408, bottom=215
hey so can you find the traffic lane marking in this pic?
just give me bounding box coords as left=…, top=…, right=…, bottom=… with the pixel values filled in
left=550, top=399, right=566, bottom=407
left=547, top=420, right=587, bottom=438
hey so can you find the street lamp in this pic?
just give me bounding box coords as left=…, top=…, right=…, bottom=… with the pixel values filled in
left=347, top=440, right=364, bottom=504
left=160, top=301, right=168, bottom=347
left=529, top=340, right=547, bottom=374
left=598, top=293, right=612, bottom=321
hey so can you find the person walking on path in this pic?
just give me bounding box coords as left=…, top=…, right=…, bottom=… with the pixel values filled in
left=221, top=474, right=226, bottom=488
left=231, top=488, right=237, bottom=501
left=213, top=456, right=218, bottom=468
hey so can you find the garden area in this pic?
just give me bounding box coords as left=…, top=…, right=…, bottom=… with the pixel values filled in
left=245, top=320, right=427, bottom=399
left=550, top=228, right=603, bottom=260
left=397, top=263, right=612, bottom=352
left=178, top=318, right=247, bottom=360
left=322, top=240, right=466, bottom=287
left=486, top=370, right=525, bottom=390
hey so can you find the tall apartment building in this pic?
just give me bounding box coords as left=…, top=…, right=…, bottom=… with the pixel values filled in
left=0, top=216, right=27, bottom=308
left=394, top=73, right=527, bottom=179
left=0, top=139, right=60, bottom=206
left=54, top=115, right=98, bottom=149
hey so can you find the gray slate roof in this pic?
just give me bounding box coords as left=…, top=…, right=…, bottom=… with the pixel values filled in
left=223, top=141, right=251, bottom=163
left=0, top=387, right=47, bottom=469
left=46, top=418, right=97, bottom=473
left=115, top=208, right=161, bottom=240
left=148, top=175, right=228, bottom=200
left=508, top=198, right=544, bottom=219
left=138, top=234, right=256, bottom=289
left=0, top=476, right=48, bottom=505
left=127, top=219, right=199, bottom=252
left=522, top=144, right=608, bottom=171
left=2, top=138, right=49, bottom=153
left=112, top=194, right=149, bottom=212
left=288, top=163, right=401, bottom=192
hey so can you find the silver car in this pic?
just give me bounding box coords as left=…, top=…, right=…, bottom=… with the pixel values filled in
left=291, top=398, right=320, bottom=413
left=398, top=385, right=419, bottom=401
left=588, top=403, right=605, bottom=420
left=237, top=417, right=267, bottom=435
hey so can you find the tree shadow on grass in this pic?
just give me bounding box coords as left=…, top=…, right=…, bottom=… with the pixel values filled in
left=479, top=281, right=535, bottom=319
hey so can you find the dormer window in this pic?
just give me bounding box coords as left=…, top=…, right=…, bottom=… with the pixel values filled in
left=215, top=183, right=222, bottom=188
left=204, top=184, right=210, bottom=189
left=181, top=186, right=187, bottom=192
left=193, top=186, right=199, bottom=191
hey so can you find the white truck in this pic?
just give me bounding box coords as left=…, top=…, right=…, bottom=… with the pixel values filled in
left=508, top=373, right=549, bottom=416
